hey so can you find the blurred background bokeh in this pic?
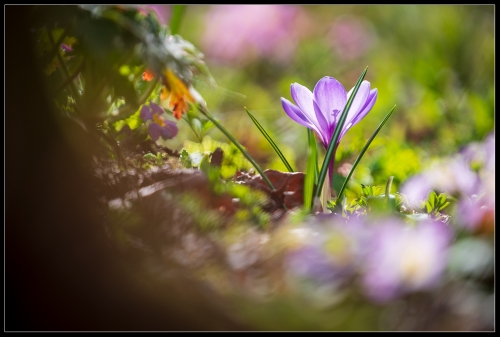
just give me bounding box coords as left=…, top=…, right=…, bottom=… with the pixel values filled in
left=165, top=4, right=494, bottom=198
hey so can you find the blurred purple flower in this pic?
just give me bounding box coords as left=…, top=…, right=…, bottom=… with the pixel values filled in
left=456, top=172, right=495, bottom=235
left=284, top=217, right=371, bottom=286
left=202, top=5, right=308, bottom=66
left=140, top=102, right=178, bottom=141
left=286, top=245, right=342, bottom=284
left=329, top=15, right=375, bottom=61
left=461, top=132, right=495, bottom=171
left=456, top=197, right=493, bottom=232
left=401, top=157, right=480, bottom=208
left=281, top=76, right=377, bottom=177
left=361, top=219, right=453, bottom=303
left=60, top=43, right=72, bottom=52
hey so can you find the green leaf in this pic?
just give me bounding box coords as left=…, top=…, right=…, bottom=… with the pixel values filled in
left=336, top=105, right=397, bottom=202
left=314, top=67, right=368, bottom=205
left=438, top=201, right=451, bottom=211
left=143, top=153, right=157, bottom=161
left=245, top=108, right=294, bottom=172
left=304, top=129, right=318, bottom=211
left=169, top=5, right=185, bottom=35
left=425, top=200, right=433, bottom=214
left=180, top=149, right=193, bottom=168
left=428, top=191, right=437, bottom=208
left=437, top=193, right=448, bottom=206
left=199, top=153, right=211, bottom=173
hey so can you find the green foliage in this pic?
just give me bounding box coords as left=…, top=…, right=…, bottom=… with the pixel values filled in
left=424, top=191, right=451, bottom=216
left=142, top=152, right=163, bottom=167
left=304, top=129, right=318, bottom=212
left=179, top=149, right=193, bottom=168
left=182, top=136, right=252, bottom=179
left=33, top=4, right=212, bottom=131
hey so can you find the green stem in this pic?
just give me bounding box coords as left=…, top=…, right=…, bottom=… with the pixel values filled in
left=183, top=116, right=203, bottom=142
left=197, top=105, right=275, bottom=191
left=385, top=176, right=394, bottom=204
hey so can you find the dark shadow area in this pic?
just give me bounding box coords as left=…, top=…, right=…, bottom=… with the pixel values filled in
left=5, top=5, right=251, bottom=331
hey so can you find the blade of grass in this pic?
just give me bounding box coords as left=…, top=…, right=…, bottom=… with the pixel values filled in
left=304, top=129, right=318, bottom=211
left=245, top=108, right=294, bottom=172
left=196, top=104, right=276, bottom=191
left=336, top=105, right=397, bottom=202
left=169, top=5, right=185, bottom=35
left=313, top=67, right=368, bottom=204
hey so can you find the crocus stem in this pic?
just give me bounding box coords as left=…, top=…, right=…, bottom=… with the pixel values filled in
left=328, top=143, right=339, bottom=189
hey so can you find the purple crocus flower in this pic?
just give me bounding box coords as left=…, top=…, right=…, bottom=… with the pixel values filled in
left=281, top=77, right=377, bottom=177
left=140, top=102, right=178, bottom=141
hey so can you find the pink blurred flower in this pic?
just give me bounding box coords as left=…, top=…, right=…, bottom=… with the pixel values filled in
left=457, top=196, right=494, bottom=233
left=329, top=15, right=376, bottom=61
left=361, top=219, right=453, bottom=303
left=456, top=134, right=495, bottom=233
left=202, top=5, right=308, bottom=66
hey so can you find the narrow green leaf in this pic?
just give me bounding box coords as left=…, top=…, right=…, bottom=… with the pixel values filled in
left=439, top=201, right=451, bottom=211
left=437, top=193, right=447, bottom=205
left=336, top=105, right=397, bottom=202
left=196, top=104, right=276, bottom=191
left=304, top=129, right=317, bottom=211
left=425, top=201, right=433, bottom=214
left=429, top=191, right=437, bottom=208
left=245, top=108, right=294, bottom=172
left=169, top=5, right=185, bottom=35
left=314, top=67, right=368, bottom=204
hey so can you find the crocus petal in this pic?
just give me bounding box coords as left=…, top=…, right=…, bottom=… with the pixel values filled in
left=290, top=83, right=321, bottom=131
left=140, top=105, right=153, bottom=121
left=313, top=76, right=347, bottom=126
left=160, top=120, right=179, bottom=139
left=312, top=100, right=331, bottom=145
left=341, top=88, right=377, bottom=138
left=281, top=98, right=321, bottom=134
left=148, top=123, right=162, bottom=141
left=149, top=102, right=165, bottom=116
